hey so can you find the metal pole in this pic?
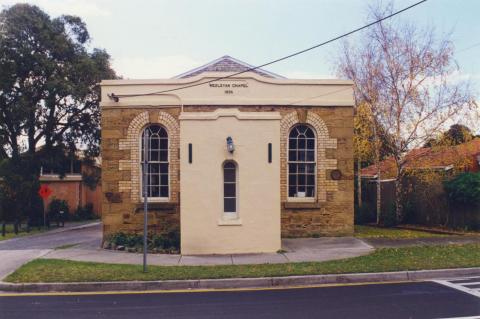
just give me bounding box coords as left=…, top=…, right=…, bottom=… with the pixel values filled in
left=143, top=129, right=149, bottom=272
left=43, top=205, right=46, bottom=230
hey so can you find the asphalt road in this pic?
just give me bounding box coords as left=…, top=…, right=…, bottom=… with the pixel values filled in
left=0, top=222, right=101, bottom=279
left=1, top=281, right=479, bottom=319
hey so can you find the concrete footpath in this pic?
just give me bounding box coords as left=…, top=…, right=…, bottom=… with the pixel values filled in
left=1, top=267, right=480, bottom=293
left=0, top=221, right=374, bottom=279
left=44, top=237, right=374, bottom=266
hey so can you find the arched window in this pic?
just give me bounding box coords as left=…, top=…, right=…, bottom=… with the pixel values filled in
left=288, top=125, right=316, bottom=198
left=141, top=125, right=169, bottom=199
left=223, top=161, right=237, bottom=213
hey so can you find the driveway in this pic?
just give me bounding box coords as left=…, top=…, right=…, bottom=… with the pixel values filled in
left=0, top=222, right=101, bottom=280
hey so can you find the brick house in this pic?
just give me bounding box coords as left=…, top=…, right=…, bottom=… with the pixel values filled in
left=40, top=156, right=102, bottom=216
left=100, top=56, right=354, bottom=254
left=361, top=138, right=480, bottom=179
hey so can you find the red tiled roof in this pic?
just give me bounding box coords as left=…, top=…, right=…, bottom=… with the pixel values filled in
left=361, top=138, right=480, bottom=178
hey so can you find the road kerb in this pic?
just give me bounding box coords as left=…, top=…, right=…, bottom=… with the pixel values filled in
left=1, top=267, right=480, bottom=293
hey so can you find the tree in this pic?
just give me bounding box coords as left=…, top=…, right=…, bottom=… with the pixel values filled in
left=354, top=103, right=375, bottom=207
left=0, top=4, right=116, bottom=161
left=338, top=2, right=476, bottom=224
left=424, top=124, right=474, bottom=147
left=354, top=102, right=396, bottom=209
left=0, top=4, right=116, bottom=226
left=444, top=172, right=480, bottom=207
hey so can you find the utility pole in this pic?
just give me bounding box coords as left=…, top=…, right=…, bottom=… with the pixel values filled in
left=143, top=129, right=149, bottom=272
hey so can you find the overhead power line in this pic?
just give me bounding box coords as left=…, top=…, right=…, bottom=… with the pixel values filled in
left=110, top=0, right=428, bottom=100
left=458, top=42, right=480, bottom=54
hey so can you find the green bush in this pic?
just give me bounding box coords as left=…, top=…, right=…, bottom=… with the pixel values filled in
left=167, top=230, right=180, bottom=248
left=444, top=172, right=480, bottom=206
left=382, top=202, right=397, bottom=227
left=74, top=203, right=96, bottom=221
left=107, top=229, right=180, bottom=253
left=110, top=232, right=128, bottom=246
left=47, top=198, right=70, bottom=224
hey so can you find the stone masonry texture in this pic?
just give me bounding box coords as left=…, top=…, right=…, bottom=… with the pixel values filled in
left=101, top=105, right=353, bottom=240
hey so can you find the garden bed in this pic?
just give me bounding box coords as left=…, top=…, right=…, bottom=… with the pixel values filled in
left=103, top=231, right=180, bottom=254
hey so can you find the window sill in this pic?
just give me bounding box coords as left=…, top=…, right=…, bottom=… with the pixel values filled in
left=39, top=175, right=82, bottom=182
left=218, top=218, right=242, bottom=226
left=283, top=201, right=321, bottom=209
left=135, top=202, right=177, bottom=213
left=140, top=197, right=169, bottom=203
left=287, top=197, right=316, bottom=202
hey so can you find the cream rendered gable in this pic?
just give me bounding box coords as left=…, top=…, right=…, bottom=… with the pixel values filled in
left=100, top=72, right=353, bottom=108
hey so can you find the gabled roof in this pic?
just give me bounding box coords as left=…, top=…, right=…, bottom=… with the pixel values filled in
left=173, top=55, right=286, bottom=79
left=361, top=138, right=480, bottom=178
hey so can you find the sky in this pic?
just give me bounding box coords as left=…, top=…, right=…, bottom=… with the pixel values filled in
left=1, top=0, right=479, bottom=95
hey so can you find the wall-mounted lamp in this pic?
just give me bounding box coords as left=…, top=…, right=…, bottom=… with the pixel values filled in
left=226, top=136, right=235, bottom=153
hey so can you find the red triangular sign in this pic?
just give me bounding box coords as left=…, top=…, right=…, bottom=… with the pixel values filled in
left=38, top=184, right=53, bottom=199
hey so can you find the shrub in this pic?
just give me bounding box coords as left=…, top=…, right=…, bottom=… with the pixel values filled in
left=107, top=229, right=180, bottom=253
left=444, top=172, right=480, bottom=206
left=47, top=198, right=70, bottom=224
left=382, top=202, right=397, bottom=227
left=167, top=229, right=180, bottom=247
left=110, top=232, right=129, bottom=246
left=74, top=203, right=96, bottom=221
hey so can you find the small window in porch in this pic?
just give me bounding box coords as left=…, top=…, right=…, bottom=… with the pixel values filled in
left=223, top=161, right=237, bottom=213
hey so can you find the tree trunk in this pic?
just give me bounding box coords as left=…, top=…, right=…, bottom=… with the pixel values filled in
left=357, top=160, right=362, bottom=207
left=1, top=223, right=5, bottom=237
left=13, top=220, right=19, bottom=235
left=373, top=123, right=381, bottom=225
left=376, top=169, right=381, bottom=225
left=394, top=177, right=403, bottom=224
left=394, top=160, right=405, bottom=224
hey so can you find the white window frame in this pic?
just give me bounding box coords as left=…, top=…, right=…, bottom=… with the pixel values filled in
left=287, top=124, right=317, bottom=202
left=222, top=160, right=238, bottom=220
left=139, top=125, right=170, bottom=202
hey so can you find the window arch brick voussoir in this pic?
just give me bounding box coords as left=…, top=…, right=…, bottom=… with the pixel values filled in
left=280, top=111, right=338, bottom=203
left=118, top=111, right=179, bottom=203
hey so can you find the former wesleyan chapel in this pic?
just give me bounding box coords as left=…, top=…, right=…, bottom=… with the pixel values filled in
left=100, top=56, right=354, bottom=255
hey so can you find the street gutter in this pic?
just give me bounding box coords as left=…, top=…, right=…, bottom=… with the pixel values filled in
left=1, top=267, right=479, bottom=293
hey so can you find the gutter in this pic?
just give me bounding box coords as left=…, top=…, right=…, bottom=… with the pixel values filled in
left=1, top=267, right=479, bottom=293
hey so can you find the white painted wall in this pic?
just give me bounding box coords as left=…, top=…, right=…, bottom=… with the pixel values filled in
left=180, top=109, right=281, bottom=255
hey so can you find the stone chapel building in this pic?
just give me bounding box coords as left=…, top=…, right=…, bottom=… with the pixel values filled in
left=100, top=56, right=354, bottom=255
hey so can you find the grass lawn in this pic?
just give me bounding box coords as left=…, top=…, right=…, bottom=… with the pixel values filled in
left=6, top=244, right=480, bottom=283
left=354, top=225, right=449, bottom=239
